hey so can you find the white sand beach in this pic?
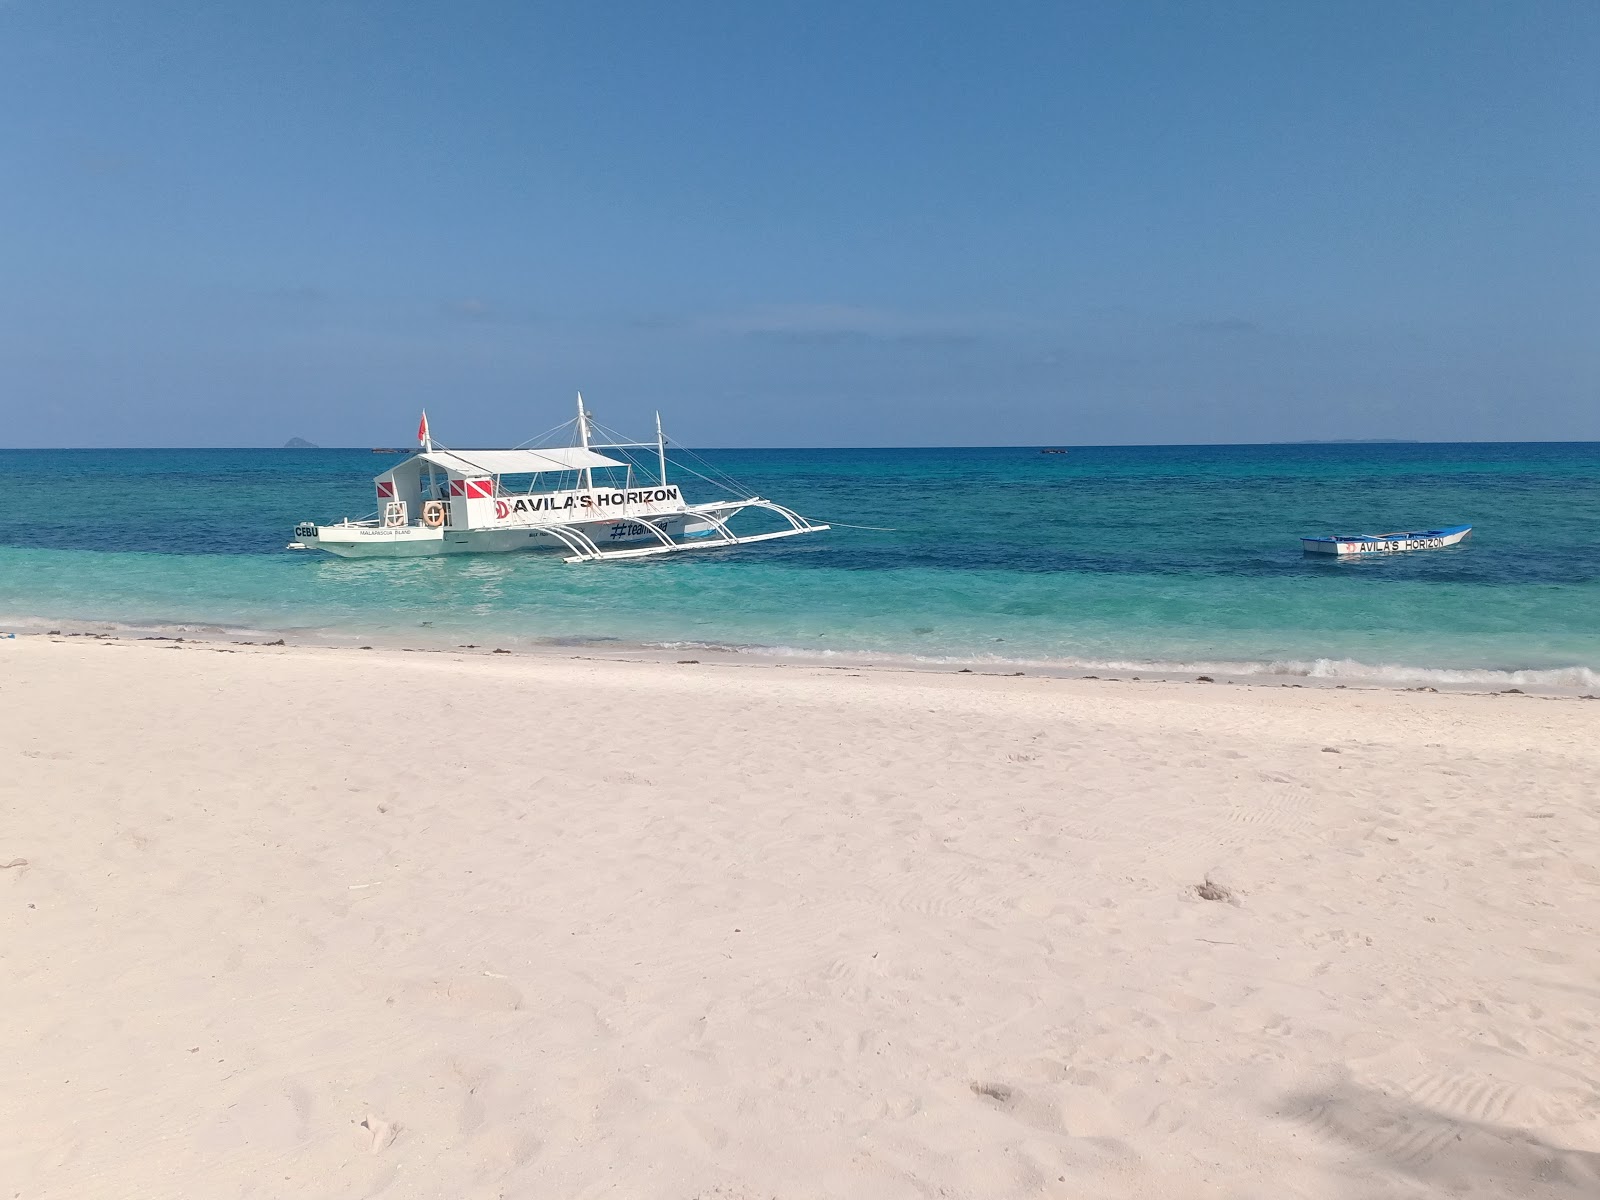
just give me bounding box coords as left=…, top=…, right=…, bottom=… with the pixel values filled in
left=3, top=635, right=1598, bottom=1199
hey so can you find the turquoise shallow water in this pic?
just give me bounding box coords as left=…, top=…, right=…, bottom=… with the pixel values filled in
left=2, top=443, right=1597, bottom=687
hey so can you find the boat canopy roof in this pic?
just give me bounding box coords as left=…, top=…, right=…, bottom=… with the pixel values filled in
left=412, top=447, right=628, bottom=476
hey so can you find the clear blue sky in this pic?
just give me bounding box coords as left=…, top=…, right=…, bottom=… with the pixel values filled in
left=2, top=1, right=1596, bottom=447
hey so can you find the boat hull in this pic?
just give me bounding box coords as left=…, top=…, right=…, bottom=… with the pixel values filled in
left=299, top=515, right=696, bottom=558
left=1300, top=525, right=1472, bottom=555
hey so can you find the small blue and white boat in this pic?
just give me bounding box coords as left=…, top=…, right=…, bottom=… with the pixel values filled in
left=1300, top=524, right=1472, bottom=555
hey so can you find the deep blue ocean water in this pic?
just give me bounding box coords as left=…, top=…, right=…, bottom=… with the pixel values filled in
left=2, top=442, right=1597, bottom=687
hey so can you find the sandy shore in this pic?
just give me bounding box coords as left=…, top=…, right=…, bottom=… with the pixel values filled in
left=3, top=636, right=1598, bottom=1198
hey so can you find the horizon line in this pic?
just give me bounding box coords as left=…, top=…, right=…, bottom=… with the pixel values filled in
left=4, top=438, right=1600, bottom=452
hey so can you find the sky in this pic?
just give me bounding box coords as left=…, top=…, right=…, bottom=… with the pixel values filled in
left=1, top=1, right=1596, bottom=448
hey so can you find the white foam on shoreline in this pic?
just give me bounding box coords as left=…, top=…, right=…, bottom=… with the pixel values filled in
left=651, top=640, right=1600, bottom=692
left=6, top=613, right=1596, bottom=693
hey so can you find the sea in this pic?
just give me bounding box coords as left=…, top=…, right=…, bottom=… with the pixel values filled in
left=2, top=442, right=1597, bottom=690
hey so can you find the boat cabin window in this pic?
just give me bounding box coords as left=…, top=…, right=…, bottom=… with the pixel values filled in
left=497, top=471, right=587, bottom=495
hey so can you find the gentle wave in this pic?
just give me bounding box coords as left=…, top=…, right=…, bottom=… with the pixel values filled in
left=0, top=612, right=353, bottom=645
left=0, top=613, right=271, bottom=639
left=650, top=640, right=1600, bottom=691
left=8, top=614, right=1597, bottom=693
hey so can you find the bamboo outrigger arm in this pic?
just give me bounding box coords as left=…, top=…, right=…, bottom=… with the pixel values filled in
left=558, top=500, right=829, bottom=563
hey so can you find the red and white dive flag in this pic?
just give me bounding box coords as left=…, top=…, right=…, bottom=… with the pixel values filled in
left=417, top=411, right=430, bottom=445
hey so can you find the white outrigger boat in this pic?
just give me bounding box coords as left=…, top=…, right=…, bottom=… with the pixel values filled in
left=288, top=398, right=828, bottom=561
left=1300, top=524, right=1472, bottom=555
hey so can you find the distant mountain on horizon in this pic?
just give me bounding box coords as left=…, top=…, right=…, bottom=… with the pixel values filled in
left=282, top=436, right=318, bottom=448
left=1284, top=439, right=1419, bottom=444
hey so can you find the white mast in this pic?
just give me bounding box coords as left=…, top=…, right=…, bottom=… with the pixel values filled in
left=576, top=392, right=593, bottom=491
left=655, top=411, right=668, bottom=487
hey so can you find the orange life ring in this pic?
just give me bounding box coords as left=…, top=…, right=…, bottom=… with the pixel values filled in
left=422, top=500, right=446, bottom=528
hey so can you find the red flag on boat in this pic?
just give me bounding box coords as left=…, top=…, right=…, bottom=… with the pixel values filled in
left=417, top=411, right=430, bottom=445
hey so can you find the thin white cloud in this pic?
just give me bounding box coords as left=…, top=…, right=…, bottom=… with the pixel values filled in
left=442, top=298, right=493, bottom=319
left=698, top=304, right=1024, bottom=345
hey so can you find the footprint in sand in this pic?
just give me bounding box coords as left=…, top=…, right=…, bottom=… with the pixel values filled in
left=1162, top=990, right=1216, bottom=1014
left=357, top=1114, right=400, bottom=1153
left=476, top=1124, right=543, bottom=1167
left=970, top=1081, right=1014, bottom=1104
left=450, top=1057, right=499, bottom=1136
left=203, top=1082, right=314, bottom=1152
left=969, top=1080, right=1066, bottom=1137
left=1526, top=947, right=1572, bottom=966
left=604, top=770, right=654, bottom=787
left=379, top=975, right=524, bottom=1011
left=443, top=976, right=523, bottom=1010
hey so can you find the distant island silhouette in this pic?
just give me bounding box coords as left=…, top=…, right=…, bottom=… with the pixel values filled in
left=282, top=437, right=318, bottom=448
left=1283, top=439, right=1419, bottom=444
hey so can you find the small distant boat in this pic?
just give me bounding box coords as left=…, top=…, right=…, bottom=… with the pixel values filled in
left=1301, top=524, right=1472, bottom=555
left=371, top=447, right=404, bottom=454
left=1040, top=448, right=1069, bottom=455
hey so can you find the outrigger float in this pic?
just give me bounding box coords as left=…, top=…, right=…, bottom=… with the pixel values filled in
left=288, top=397, right=829, bottom=561
left=1300, top=524, right=1472, bottom=555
